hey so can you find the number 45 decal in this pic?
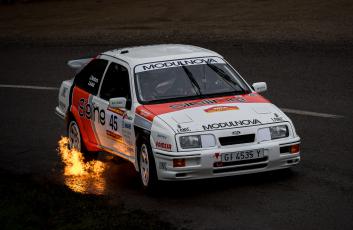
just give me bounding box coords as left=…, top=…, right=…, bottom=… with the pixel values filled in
left=109, top=114, right=118, bottom=131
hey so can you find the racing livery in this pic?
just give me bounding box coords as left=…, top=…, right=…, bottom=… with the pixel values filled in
left=55, top=44, right=301, bottom=189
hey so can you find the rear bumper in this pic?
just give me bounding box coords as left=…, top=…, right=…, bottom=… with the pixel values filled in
left=153, top=137, right=300, bottom=181
left=55, top=106, right=66, bottom=120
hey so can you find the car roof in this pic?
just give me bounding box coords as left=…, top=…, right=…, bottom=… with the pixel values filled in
left=102, top=44, right=223, bottom=67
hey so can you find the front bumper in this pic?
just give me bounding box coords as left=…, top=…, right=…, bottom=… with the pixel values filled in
left=153, top=137, right=300, bottom=181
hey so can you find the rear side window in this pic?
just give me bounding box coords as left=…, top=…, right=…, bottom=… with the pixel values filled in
left=100, top=63, right=131, bottom=101
left=75, top=59, right=108, bottom=95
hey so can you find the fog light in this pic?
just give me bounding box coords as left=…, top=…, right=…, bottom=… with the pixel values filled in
left=173, top=159, right=186, bottom=167
left=290, top=144, right=300, bottom=153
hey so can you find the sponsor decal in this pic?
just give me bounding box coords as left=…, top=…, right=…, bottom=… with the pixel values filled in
left=109, top=114, right=119, bottom=131
left=72, top=87, right=99, bottom=147
left=139, top=109, right=152, bottom=117
left=170, top=98, right=247, bottom=110
left=232, top=130, right=241, bottom=135
left=204, top=106, right=239, bottom=113
left=177, top=124, right=191, bottom=133
left=110, top=98, right=125, bottom=108
left=106, top=130, right=122, bottom=141
left=202, top=119, right=262, bottom=130
left=123, top=122, right=132, bottom=129
left=135, top=57, right=225, bottom=73
left=78, top=98, right=105, bottom=125
left=136, top=106, right=155, bottom=122
left=141, top=94, right=268, bottom=116
left=227, top=97, right=247, bottom=103
left=156, top=141, right=172, bottom=151
left=271, top=117, right=285, bottom=122
left=171, top=99, right=218, bottom=110
left=157, top=134, right=167, bottom=140
left=108, top=107, right=125, bottom=116
left=122, top=129, right=132, bottom=144
left=271, top=113, right=285, bottom=122
left=178, top=127, right=191, bottom=133
left=88, top=75, right=99, bottom=88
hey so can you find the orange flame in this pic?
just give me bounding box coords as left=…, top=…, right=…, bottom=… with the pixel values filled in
left=57, top=136, right=107, bottom=194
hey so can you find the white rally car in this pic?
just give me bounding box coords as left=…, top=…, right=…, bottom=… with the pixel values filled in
left=55, top=44, right=300, bottom=189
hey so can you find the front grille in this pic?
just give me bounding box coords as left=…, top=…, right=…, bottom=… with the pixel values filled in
left=213, top=163, right=268, bottom=174
left=219, top=134, right=255, bottom=146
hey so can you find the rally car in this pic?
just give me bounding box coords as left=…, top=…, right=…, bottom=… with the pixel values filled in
left=55, top=44, right=301, bottom=189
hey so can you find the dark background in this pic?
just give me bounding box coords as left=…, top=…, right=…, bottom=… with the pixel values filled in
left=0, top=1, right=352, bottom=229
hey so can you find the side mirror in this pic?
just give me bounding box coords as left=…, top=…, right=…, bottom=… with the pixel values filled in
left=109, top=97, right=127, bottom=109
left=252, top=82, right=267, bottom=93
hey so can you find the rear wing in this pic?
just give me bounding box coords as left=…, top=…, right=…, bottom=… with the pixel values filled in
left=67, top=58, right=92, bottom=70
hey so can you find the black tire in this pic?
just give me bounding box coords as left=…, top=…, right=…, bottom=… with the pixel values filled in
left=137, top=136, right=159, bottom=191
left=67, top=118, right=98, bottom=160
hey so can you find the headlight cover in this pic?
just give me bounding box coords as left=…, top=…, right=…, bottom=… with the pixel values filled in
left=179, top=134, right=216, bottom=149
left=269, top=125, right=289, bottom=139
left=180, top=135, right=201, bottom=149
left=257, top=125, right=289, bottom=142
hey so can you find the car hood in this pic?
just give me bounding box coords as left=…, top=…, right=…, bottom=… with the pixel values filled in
left=139, top=94, right=290, bottom=133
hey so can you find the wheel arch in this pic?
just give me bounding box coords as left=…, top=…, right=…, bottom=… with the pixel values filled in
left=134, top=126, right=151, bottom=171
left=67, top=109, right=100, bottom=152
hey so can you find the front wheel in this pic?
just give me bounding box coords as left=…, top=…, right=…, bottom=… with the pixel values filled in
left=138, top=139, right=158, bottom=191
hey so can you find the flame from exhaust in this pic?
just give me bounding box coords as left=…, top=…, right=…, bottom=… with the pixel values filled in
left=57, top=136, right=107, bottom=194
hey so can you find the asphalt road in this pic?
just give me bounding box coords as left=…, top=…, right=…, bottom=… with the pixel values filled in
left=0, top=41, right=352, bottom=230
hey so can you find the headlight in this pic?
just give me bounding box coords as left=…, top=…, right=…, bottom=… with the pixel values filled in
left=179, top=134, right=216, bottom=149
left=257, top=125, right=289, bottom=142
left=269, top=125, right=289, bottom=139
left=180, top=135, right=201, bottom=149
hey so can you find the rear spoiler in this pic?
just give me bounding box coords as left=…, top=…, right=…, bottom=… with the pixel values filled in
left=67, top=58, right=92, bottom=70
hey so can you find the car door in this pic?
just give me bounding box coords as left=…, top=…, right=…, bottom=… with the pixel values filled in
left=71, top=58, right=108, bottom=148
left=91, top=61, right=135, bottom=159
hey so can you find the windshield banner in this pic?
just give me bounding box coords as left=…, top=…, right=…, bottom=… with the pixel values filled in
left=135, top=57, right=226, bottom=73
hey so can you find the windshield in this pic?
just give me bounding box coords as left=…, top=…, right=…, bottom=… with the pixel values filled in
left=135, top=57, right=251, bottom=104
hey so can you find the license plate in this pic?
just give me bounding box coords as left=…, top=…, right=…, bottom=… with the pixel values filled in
left=221, top=149, right=264, bottom=162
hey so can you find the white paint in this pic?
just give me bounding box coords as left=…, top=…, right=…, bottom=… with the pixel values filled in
left=0, top=84, right=344, bottom=119
left=0, top=84, right=59, bottom=91
left=280, top=108, right=343, bottom=118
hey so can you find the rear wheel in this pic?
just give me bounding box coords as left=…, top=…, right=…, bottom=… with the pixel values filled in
left=138, top=138, right=158, bottom=191
left=67, top=119, right=97, bottom=160
left=68, top=120, right=82, bottom=152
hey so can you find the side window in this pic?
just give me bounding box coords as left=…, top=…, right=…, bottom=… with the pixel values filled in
left=100, top=63, right=131, bottom=103
left=75, top=59, right=108, bottom=95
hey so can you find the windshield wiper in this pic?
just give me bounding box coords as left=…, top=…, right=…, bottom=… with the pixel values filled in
left=206, top=63, right=247, bottom=94
left=181, top=66, right=201, bottom=95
